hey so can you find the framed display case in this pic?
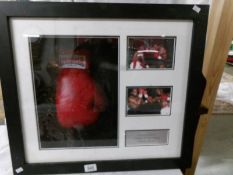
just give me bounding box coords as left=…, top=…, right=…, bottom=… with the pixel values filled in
left=0, top=2, right=209, bottom=174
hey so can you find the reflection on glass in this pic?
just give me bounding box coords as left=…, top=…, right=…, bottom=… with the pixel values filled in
left=29, top=36, right=118, bottom=148
left=127, top=36, right=176, bottom=69
left=127, top=87, right=172, bottom=115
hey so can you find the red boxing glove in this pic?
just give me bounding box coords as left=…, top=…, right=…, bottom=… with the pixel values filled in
left=56, top=69, right=106, bottom=128
left=56, top=49, right=106, bottom=128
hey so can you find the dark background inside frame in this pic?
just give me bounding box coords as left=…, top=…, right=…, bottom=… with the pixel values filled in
left=29, top=36, right=119, bottom=148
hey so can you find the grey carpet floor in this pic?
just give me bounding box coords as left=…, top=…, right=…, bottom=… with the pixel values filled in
left=195, top=114, right=233, bottom=175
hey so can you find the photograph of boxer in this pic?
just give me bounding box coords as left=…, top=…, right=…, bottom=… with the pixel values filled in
left=29, top=36, right=118, bottom=148
left=127, top=36, right=176, bottom=69
left=127, top=87, right=172, bottom=115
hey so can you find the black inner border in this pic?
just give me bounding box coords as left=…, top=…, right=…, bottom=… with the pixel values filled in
left=0, top=2, right=209, bottom=174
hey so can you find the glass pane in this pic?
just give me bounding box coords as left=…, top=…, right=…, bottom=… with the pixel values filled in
left=29, top=36, right=118, bottom=148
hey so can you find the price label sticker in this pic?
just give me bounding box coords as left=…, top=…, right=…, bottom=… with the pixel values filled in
left=84, top=164, right=97, bottom=173
left=15, top=167, right=24, bottom=174
left=192, top=5, right=201, bottom=13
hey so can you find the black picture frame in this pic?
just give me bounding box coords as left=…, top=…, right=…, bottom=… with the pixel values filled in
left=0, top=2, right=209, bottom=175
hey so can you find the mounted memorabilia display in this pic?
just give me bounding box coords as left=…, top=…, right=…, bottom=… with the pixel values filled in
left=0, top=2, right=209, bottom=175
